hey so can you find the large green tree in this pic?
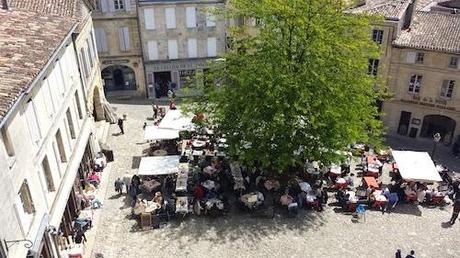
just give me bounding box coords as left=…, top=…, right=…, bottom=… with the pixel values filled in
left=191, top=0, right=383, bottom=172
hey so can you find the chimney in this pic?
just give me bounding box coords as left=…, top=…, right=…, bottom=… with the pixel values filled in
left=403, top=0, right=418, bottom=30
left=1, top=0, right=8, bottom=10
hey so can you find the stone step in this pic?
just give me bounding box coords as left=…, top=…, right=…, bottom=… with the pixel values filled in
left=95, top=121, right=110, bottom=147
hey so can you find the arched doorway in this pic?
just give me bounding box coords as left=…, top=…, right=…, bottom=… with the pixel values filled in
left=101, top=65, right=136, bottom=92
left=420, top=114, right=456, bottom=144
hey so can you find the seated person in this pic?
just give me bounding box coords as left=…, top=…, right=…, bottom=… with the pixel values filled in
left=88, top=172, right=100, bottom=187
left=404, top=182, right=417, bottom=201
left=193, top=184, right=205, bottom=200
left=280, top=189, right=294, bottom=206
left=153, top=192, right=163, bottom=205
left=94, top=152, right=106, bottom=171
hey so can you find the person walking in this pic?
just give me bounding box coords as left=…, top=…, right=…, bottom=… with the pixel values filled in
left=117, top=118, right=124, bottom=135
left=114, top=178, right=124, bottom=195
left=450, top=198, right=460, bottom=225
left=395, top=249, right=402, bottom=258
left=152, top=104, right=158, bottom=119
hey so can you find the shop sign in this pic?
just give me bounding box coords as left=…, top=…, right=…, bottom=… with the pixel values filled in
left=102, top=59, right=130, bottom=65
left=400, top=96, right=456, bottom=111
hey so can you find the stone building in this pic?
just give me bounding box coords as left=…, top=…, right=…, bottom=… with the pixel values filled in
left=92, top=0, right=146, bottom=97
left=350, top=0, right=460, bottom=146
left=138, top=0, right=226, bottom=98
left=0, top=1, right=103, bottom=257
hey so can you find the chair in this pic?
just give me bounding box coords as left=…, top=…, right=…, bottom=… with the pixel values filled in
left=140, top=212, right=152, bottom=230
left=355, top=204, right=366, bottom=222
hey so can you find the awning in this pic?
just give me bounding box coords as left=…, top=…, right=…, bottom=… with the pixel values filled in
left=158, top=109, right=194, bottom=131
left=144, top=126, right=180, bottom=141
left=391, top=150, right=442, bottom=182
left=138, top=155, right=180, bottom=176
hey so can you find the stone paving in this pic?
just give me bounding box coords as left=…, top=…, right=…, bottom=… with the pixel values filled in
left=91, top=98, right=460, bottom=258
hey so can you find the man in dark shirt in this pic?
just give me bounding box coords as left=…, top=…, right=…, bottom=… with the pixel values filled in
left=405, top=250, right=415, bottom=258
left=450, top=198, right=460, bottom=225
left=117, top=118, right=124, bottom=134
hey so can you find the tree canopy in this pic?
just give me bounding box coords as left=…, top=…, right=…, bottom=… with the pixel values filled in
left=189, top=0, right=384, bottom=173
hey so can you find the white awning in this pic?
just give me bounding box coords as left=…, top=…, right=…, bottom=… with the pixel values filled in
left=144, top=125, right=180, bottom=141
left=138, top=155, right=180, bottom=176
left=391, top=150, right=442, bottom=182
left=158, top=109, right=194, bottom=131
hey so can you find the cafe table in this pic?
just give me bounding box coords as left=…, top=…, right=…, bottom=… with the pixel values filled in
left=176, top=197, right=189, bottom=213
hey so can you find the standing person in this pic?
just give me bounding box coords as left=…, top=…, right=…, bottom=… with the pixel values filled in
left=154, top=82, right=160, bottom=98
left=117, top=118, right=124, bottom=134
left=395, top=249, right=402, bottom=258
left=152, top=104, right=158, bottom=119
left=450, top=198, right=460, bottom=225
left=114, top=178, right=124, bottom=195
left=167, top=88, right=173, bottom=101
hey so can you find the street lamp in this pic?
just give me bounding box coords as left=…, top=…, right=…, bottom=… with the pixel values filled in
left=431, top=133, right=441, bottom=159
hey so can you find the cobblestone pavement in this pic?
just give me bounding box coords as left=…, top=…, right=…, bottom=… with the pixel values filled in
left=91, top=99, right=460, bottom=258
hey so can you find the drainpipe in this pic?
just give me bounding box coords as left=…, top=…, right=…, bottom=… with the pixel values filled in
left=135, top=1, right=150, bottom=99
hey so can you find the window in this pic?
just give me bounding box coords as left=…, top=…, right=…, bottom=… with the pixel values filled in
left=86, top=39, right=94, bottom=68
left=372, top=29, right=383, bottom=44
left=449, top=57, right=458, bottom=68
left=406, top=52, right=416, bottom=63
left=165, top=8, right=176, bottom=29
left=80, top=49, right=89, bottom=78
left=188, top=38, right=197, bottom=58
left=186, top=7, right=196, bottom=28
left=207, top=37, right=217, bottom=57
left=41, top=156, right=55, bottom=191
left=148, top=41, right=158, bottom=60
left=66, top=109, right=76, bottom=139
left=144, top=8, right=155, bottom=30
left=415, top=52, right=424, bottom=63
left=114, top=0, right=124, bottom=10
left=19, top=180, right=35, bottom=214
left=1, top=126, right=14, bottom=157
left=206, top=11, right=216, bottom=27
left=95, top=28, right=108, bottom=52
left=75, top=91, right=83, bottom=119
left=168, top=40, right=178, bottom=59
left=24, top=100, right=42, bottom=145
left=118, top=27, right=130, bottom=51
left=441, top=80, right=455, bottom=98
left=368, top=59, right=379, bottom=76
left=95, top=0, right=101, bottom=10
left=55, top=129, right=67, bottom=162
left=408, top=75, right=423, bottom=94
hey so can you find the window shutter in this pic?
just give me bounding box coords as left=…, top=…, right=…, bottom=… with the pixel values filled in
left=101, top=0, right=108, bottom=13
left=207, top=37, right=217, bottom=57
left=144, top=8, right=155, bottom=30
left=186, top=7, right=196, bottom=28
left=108, top=0, right=115, bottom=12
left=165, top=8, right=176, bottom=29
left=441, top=80, right=448, bottom=97
left=168, top=39, right=178, bottom=59
left=188, top=38, right=197, bottom=58
left=123, top=27, right=130, bottom=50
left=118, top=27, right=129, bottom=51
left=25, top=101, right=42, bottom=145
left=148, top=41, right=158, bottom=60
left=406, top=52, right=416, bottom=63
left=125, top=0, right=131, bottom=10
left=101, top=29, right=108, bottom=52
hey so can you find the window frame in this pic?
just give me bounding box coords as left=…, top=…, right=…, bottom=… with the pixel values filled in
left=368, top=58, right=379, bottom=76
left=440, top=80, right=455, bottom=99
left=114, top=0, right=125, bottom=10
left=19, top=180, right=35, bottom=214
left=408, top=74, right=423, bottom=94
left=41, top=156, right=56, bottom=192
left=415, top=52, right=424, bottom=64
left=372, top=29, right=383, bottom=44
left=449, top=56, right=458, bottom=68
left=1, top=125, right=15, bottom=157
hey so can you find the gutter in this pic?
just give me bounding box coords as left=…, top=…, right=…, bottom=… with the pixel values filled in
left=0, top=23, right=78, bottom=129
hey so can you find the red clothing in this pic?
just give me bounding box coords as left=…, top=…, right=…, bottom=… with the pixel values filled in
left=89, top=174, right=100, bottom=182
left=194, top=185, right=205, bottom=199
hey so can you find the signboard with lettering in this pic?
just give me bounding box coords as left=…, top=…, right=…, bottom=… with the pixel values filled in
left=400, top=95, right=456, bottom=111
left=102, top=59, right=130, bottom=65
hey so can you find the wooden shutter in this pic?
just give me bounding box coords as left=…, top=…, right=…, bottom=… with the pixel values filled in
left=186, top=7, right=196, bottom=28
left=168, top=39, right=178, bottom=59
left=118, top=27, right=130, bottom=51
left=25, top=101, right=42, bottom=145
left=148, top=41, right=158, bottom=60
left=406, top=52, right=416, bottom=63
left=188, top=38, right=197, bottom=58
left=101, top=0, right=108, bottom=13
left=207, top=37, right=217, bottom=57
left=165, top=8, right=176, bottom=29
left=108, top=0, right=115, bottom=12
left=144, top=8, right=155, bottom=30
left=125, top=0, right=131, bottom=10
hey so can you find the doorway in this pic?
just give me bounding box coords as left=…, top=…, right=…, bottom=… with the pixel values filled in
left=420, top=114, right=456, bottom=144
left=397, top=111, right=411, bottom=136
left=101, top=65, right=136, bottom=92
left=154, top=71, right=171, bottom=98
